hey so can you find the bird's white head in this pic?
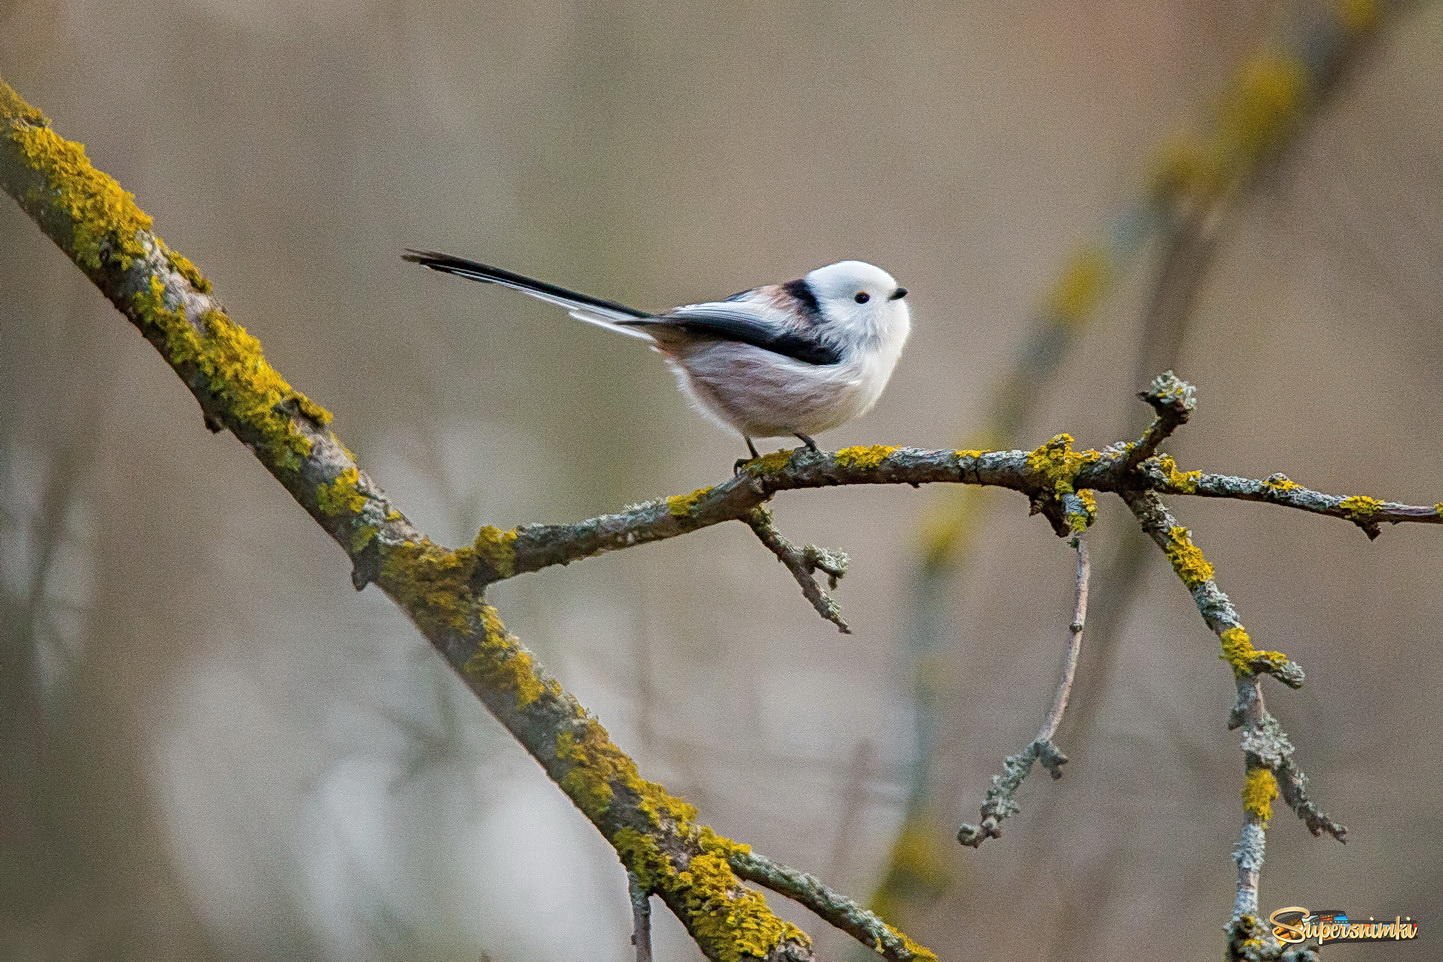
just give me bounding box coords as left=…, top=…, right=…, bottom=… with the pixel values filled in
left=803, top=260, right=911, bottom=355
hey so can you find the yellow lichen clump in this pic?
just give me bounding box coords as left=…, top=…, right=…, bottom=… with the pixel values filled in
left=666, top=486, right=715, bottom=518
left=1153, top=454, right=1202, bottom=494
left=745, top=449, right=794, bottom=474
left=2, top=92, right=152, bottom=271
left=1242, top=767, right=1279, bottom=826
left=614, top=829, right=809, bottom=962
left=317, top=466, right=368, bottom=517
left=1163, top=525, right=1214, bottom=589
left=1218, top=625, right=1290, bottom=678
left=677, top=850, right=810, bottom=962
left=1339, top=494, right=1383, bottom=523
left=834, top=445, right=899, bottom=470
left=3, top=81, right=331, bottom=476
left=472, top=524, right=518, bottom=579
left=464, top=604, right=545, bottom=708
left=1262, top=474, right=1301, bottom=494
left=1026, top=435, right=1101, bottom=534
left=377, top=538, right=478, bottom=634
left=1026, top=434, right=1100, bottom=498
left=1069, top=490, right=1099, bottom=533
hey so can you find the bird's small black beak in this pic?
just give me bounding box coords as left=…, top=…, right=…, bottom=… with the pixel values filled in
left=889, top=287, right=908, bottom=301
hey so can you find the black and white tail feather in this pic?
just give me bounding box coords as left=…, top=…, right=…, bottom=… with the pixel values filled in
left=403, top=250, right=653, bottom=339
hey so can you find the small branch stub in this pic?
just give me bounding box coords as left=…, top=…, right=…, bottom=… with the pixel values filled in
left=743, top=506, right=851, bottom=632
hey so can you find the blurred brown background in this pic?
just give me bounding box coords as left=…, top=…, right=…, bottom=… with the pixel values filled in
left=2, top=1, right=1441, bottom=959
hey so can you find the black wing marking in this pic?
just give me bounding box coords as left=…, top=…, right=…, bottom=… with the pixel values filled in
left=624, top=305, right=842, bottom=366
left=403, top=249, right=648, bottom=320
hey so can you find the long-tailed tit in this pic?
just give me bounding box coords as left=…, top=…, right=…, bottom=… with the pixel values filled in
left=403, top=251, right=911, bottom=462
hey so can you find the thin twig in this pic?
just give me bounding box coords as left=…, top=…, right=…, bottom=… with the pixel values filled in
left=1118, top=370, right=1196, bottom=474
left=743, top=506, right=850, bottom=632
left=730, top=850, right=936, bottom=962
left=1121, top=493, right=1344, bottom=924
left=628, top=870, right=653, bottom=962
left=958, top=535, right=1091, bottom=846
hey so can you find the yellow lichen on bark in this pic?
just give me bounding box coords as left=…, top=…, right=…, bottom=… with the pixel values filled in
left=1242, top=767, right=1279, bottom=826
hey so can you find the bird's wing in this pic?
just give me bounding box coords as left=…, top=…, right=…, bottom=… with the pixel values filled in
left=624, top=299, right=842, bottom=366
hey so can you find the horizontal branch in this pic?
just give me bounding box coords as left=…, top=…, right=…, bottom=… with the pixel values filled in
left=475, top=439, right=1442, bottom=589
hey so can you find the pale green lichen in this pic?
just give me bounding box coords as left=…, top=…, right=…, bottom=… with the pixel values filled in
left=834, top=445, right=898, bottom=470
left=1163, top=525, right=1214, bottom=589
left=666, top=486, right=714, bottom=518
left=1242, top=767, right=1279, bottom=826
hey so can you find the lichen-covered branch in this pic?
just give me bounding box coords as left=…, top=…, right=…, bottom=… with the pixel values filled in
left=958, top=535, right=1089, bottom=847
left=1122, top=491, right=1306, bottom=688
left=0, top=76, right=829, bottom=962
left=743, top=506, right=850, bottom=632
left=1121, top=490, right=1344, bottom=960
left=474, top=440, right=1441, bottom=594
left=730, top=851, right=937, bottom=962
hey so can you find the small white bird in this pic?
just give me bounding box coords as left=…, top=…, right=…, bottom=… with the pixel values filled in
left=403, top=251, right=911, bottom=463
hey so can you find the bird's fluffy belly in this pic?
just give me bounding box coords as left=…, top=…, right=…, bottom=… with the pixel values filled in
left=669, top=342, right=885, bottom=437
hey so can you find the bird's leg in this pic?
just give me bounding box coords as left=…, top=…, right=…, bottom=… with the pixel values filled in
left=734, top=435, right=762, bottom=475
left=794, top=433, right=819, bottom=454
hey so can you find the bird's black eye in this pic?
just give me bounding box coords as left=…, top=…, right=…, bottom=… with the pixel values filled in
left=854, top=291, right=871, bottom=304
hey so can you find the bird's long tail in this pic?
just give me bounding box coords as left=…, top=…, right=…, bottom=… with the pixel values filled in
left=403, top=249, right=653, bottom=338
